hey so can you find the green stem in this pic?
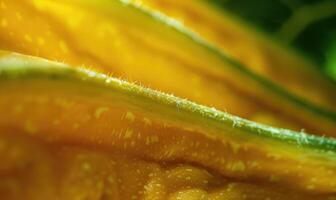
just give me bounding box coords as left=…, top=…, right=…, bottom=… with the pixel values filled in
left=277, top=1, right=336, bottom=42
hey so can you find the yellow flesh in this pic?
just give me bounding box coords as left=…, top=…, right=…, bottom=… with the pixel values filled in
left=0, top=0, right=336, bottom=136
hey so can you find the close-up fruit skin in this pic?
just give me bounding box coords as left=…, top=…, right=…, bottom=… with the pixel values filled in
left=0, top=52, right=336, bottom=199
left=130, top=0, right=336, bottom=107
left=0, top=0, right=336, bottom=200
left=1, top=0, right=336, bottom=137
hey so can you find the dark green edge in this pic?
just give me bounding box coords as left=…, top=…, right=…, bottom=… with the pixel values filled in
left=0, top=53, right=336, bottom=155
left=116, top=0, right=336, bottom=122
left=205, top=0, right=336, bottom=84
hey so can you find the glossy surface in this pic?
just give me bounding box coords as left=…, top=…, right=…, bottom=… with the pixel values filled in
left=0, top=53, right=335, bottom=199
left=1, top=135, right=333, bottom=200
left=0, top=0, right=336, bottom=136
left=132, top=0, right=336, bottom=111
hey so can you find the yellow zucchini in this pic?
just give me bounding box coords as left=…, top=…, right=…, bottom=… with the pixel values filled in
left=0, top=52, right=335, bottom=199
left=0, top=0, right=335, bottom=136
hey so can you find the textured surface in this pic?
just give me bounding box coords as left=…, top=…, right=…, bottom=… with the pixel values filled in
left=0, top=53, right=335, bottom=199
left=0, top=0, right=336, bottom=136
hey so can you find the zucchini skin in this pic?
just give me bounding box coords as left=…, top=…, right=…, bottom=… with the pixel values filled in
left=1, top=0, right=336, bottom=136
left=0, top=52, right=335, bottom=152
left=124, top=0, right=336, bottom=135
left=0, top=52, right=336, bottom=195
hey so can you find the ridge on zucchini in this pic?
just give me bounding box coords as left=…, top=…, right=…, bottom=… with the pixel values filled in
left=1, top=0, right=336, bottom=137
left=131, top=0, right=336, bottom=110
left=0, top=52, right=336, bottom=199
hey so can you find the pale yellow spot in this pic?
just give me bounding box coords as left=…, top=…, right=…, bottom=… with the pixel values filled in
left=169, top=189, right=208, bottom=200
left=24, top=34, right=33, bottom=43
left=125, top=111, right=135, bottom=122
left=226, top=183, right=236, bottom=192
left=16, top=12, right=23, bottom=20
left=143, top=117, right=152, bottom=126
left=24, top=120, right=38, bottom=134
left=1, top=19, right=7, bottom=27
left=307, top=184, right=315, bottom=190
left=82, top=162, right=91, bottom=171
left=37, top=37, right=45, bottom=46
left=249, top=161, right=259, bottom=168
left=230, top=142, right=240, bottom=154
left=145, top=135, right=159, bottom=145
left=0, top=1, right=7, bottom=9
left=52, top=119, right=60, bottom=125
left=73, top=123, right=80, bottom=130
left=13, top=104, right=23, bottom=114
left=231, top=161, right=245, bottom=172
left=107, top=175, right=114, bottom=183
left=66, top=11, right=84, bottom=29
left=267, top=153, right=282, bottom=160
left=59, top=40, right=69, bottom=53
left=269, top=175, right=279, bottom=182
left=186, top=168, right=193, bottom=172
left=94, top=106, right=109, bottom=119
left=124, top=128, right=133, bottom=139
left=55, top=98, right=73, bottom=108
left=146, top=137, right=151, bottom=145
left=151, top=136, right=159, bottom=143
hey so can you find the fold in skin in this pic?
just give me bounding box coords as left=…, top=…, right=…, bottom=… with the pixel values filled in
left=0, top=52, right=336, bottom=199
left=129, top=0, right=336, bottom=112
left=1, top=0, right=336, bottom=136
